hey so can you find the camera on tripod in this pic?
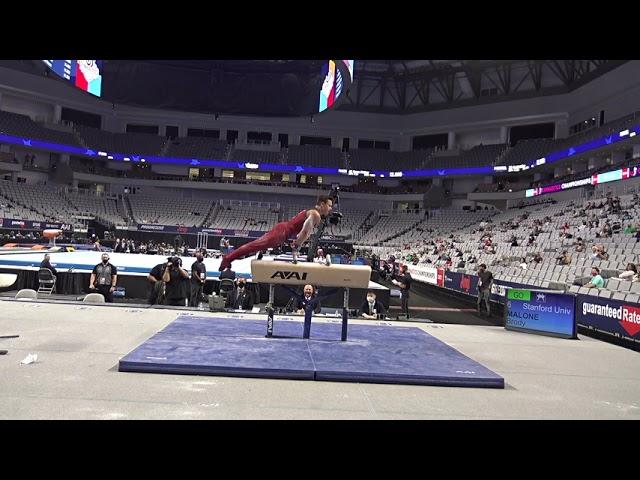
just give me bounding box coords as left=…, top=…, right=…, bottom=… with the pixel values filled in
left=329, top=185, right=342, bottom=225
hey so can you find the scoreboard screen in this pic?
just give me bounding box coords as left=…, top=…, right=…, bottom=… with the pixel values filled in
left=42, top=60, right=103, bottom=97
left=505, top=288, right=577, bottom=339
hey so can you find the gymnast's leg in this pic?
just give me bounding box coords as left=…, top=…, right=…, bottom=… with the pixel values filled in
left=219, top=225, right=288, bottom=271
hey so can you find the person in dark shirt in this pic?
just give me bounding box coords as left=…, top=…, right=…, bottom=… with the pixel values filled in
left=218, top=265, right=236, bottom=297
left=147, top=261, right=168, bottom=305
left=189, top=251, right=207, bottom=307
left=477, top=263, right=494, bottom=316
left=360, top=291, right=386, bottom=319
left=90, top=253, right=117, bottom=302
left=394, top=264, right=413, bottom=318
left=225, top=278, right=254, bottom=310
left=162, top=256, right=190, bottom=306
left=40, top=253, right=58, bottom=277
left=219, top=266, right=236, bottom=281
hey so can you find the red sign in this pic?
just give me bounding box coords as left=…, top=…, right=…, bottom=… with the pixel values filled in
left=620, top=305, right=640, bottom=337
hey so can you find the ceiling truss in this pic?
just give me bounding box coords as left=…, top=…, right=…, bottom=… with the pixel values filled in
left=339, top=60, right=627, bottom=114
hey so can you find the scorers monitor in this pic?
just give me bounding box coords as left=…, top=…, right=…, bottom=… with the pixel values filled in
left=505, top=288, right=577, bottom=339
left=42, top=60, right=103, bottom=97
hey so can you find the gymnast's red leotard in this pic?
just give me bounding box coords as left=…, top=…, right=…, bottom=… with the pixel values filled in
left=218, top=209, right=309, bottom=270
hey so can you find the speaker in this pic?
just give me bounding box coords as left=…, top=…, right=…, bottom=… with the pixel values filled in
left=599, top=110, right=605, bottom=126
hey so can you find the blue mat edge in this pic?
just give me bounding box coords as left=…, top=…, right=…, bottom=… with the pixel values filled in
left=118, top=361, right=315, bottom=380
left=315, top=371, right=505, bottom=388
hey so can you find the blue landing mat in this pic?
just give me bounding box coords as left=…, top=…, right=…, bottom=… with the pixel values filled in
left=119, top=316, right=504, bottom=388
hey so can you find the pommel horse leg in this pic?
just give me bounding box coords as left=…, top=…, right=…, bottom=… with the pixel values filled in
left=342, top=288, right=349, bottom=341
left=303, top=303, right=313, bottom=339
left=266, top=284, right=275, bottom=338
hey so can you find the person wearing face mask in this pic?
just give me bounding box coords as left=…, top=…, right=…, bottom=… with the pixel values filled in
left=585, top=266, right=605, bottom=289
left=392, top=264, right=413, bottom=319
left=293, top=284, right=321, bottom=315
left=189, top=250, right=207, bottom=307
left=89, top=253, right=117, bottom=302
left=162, top=256, right=190, bottom=306
left=225, top=278, right=254, bottom=310
left=360, top=291, right=386, bottom=319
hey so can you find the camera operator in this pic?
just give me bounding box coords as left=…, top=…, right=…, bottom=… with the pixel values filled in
left=162, top=256, right=190, bottom=306
left=147, top=260, right=168, bottom=305
left=370, top=253, right=380, bottom=271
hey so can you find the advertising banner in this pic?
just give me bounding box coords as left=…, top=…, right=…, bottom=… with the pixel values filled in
left=1, top=218, right=73, bottom=231
left=577, top=295, right=640, bottom=346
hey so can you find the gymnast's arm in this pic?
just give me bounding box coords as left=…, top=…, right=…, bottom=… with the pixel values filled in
left=295, top=210, right=321, bottom=246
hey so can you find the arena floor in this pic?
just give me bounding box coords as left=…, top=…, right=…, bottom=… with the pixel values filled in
left=1, top=299, right=638, bottom=419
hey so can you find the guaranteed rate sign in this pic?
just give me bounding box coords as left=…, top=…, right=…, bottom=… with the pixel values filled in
left=505, top=289, right=577, bottom=339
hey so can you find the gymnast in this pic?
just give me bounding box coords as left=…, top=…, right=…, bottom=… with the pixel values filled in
left=218, top=195, right=334, bottom=271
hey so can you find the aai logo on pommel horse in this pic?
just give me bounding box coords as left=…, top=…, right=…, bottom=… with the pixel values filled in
left=270, top=271, right=309, bottom=281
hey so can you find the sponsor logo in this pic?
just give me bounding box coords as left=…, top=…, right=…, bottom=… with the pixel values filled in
left=270, top=271, right=309, bottom=281
left=460, top=275, right=471, bottom=292
left=582, top=301, right=640, bottom=337
left=436, top=269, right=444, bottom=287
left=419, top=268, right=438, bottom=284
left=11, top=220, right=25, bottom=227
left=561, top=178, right=592, bottom=189
left=177, top=226, right=189, bottom=234
left=140, top=225, right=165, bottom=231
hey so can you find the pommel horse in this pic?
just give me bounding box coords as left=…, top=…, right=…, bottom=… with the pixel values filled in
left=250, top=260, right=371, bottom=341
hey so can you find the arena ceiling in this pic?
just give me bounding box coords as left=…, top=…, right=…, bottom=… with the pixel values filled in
left=4, top=60, right=628, bottom=117
left=119, top=59, right=627, bottom=115
left=340, top=59, right=628, bottom=114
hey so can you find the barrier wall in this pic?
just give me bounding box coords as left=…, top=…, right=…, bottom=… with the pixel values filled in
left=412, top=267, right=640, bottom=349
